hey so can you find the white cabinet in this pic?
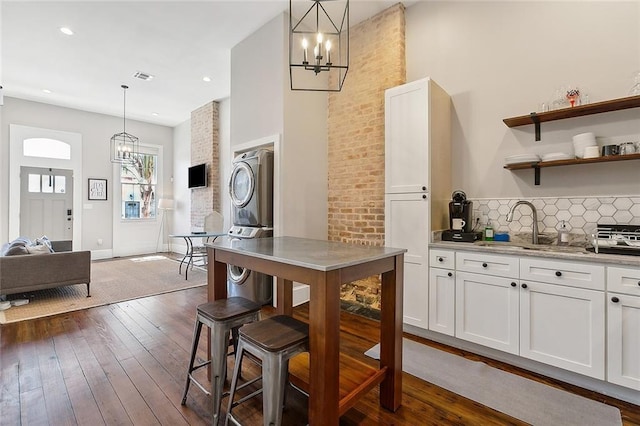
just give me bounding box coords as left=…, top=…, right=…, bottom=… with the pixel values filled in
left=384, top=78, right=452, bottom=330
left=455, top=270, right=520, bottom=354
left=429, top=249, right=455, bottom=336
left=385, top=193, right=430, bottom=329
left=384, top=77, right=452, bottom=231
left=519, top=257, right=605, bottom=379
left=519, top=280, right=605, bottom=379
left=607, top=266, right=640, bottom=390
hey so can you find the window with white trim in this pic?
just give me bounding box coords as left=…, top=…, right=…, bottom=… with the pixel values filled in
left=120, top=152, right=157, bottom=219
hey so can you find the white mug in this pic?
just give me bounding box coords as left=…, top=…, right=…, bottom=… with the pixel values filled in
left=452, top=218, right=466, bottom=230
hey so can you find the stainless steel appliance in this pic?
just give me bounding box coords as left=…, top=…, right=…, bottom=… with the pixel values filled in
left=226, top=226, right=273, bottom=305
left=588, top=224, right=640, bottom=256
left=229, top=149, right=274, bottom=227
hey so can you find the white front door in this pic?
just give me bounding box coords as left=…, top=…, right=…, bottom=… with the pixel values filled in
left=20, top=166, right=73, bottom=244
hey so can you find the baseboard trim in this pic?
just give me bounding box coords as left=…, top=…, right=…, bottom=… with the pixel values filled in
left=91, top=249, right=113, bottom=260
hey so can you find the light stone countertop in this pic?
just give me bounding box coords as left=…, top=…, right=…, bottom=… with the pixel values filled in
left=430, top=240, right=640, bottom=267
left=207, top=236, right=407, bottom=271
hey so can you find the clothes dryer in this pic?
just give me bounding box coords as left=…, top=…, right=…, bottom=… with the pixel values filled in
left=229, top=149, right=273, bottom=228
left=226, top=226, right=273, bottom=305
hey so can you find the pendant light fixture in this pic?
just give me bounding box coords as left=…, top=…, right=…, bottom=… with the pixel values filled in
left=289, top=0, right=349, bottom=92
left=110, top=84, right=139, bottom=163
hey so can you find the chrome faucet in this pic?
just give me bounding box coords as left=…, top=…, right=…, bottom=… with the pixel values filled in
left=506, top=201, right=539, bottom=244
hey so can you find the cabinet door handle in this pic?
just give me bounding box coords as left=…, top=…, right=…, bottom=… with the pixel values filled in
left=511, top=282, right=517, bottom=287
left=448, top=272, right=453, bottom=277
left=637, top=281, right=640, bottom=287
left=422, top=186, right=427, bottom=191
left=482, top=262, right=488, bottom=268
left=422, top=194, right=427, bottom=199
left=555, top=271, right=562, bottom=277
left=611, top=296, right=620, bottom=303
left=521, top=283, right=528, bottom=289
left=438, top=257, right=444, bottom=262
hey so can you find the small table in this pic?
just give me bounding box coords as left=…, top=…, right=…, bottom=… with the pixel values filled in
left=206, top=236, right=405, bottom=425
left=169, top=232, right=226, bottom=279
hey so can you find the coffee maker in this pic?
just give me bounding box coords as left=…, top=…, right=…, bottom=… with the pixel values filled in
left=442, top=190, right=482, bottom=242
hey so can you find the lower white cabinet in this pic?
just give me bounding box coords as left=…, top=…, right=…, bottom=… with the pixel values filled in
left=455, top=271, right=519, bottom=354
left=385, top=193, right=429, bottom=329
left=607, top=266, right=640, bottom=390
left=429, top=266, right=455, bottom=336
left=519, top=280, right=605, bottom=379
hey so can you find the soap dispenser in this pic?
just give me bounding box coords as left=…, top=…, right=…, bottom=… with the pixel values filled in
left=557, top=220, right=569, bottom=246
left=484, top=220, right=494, bottom=241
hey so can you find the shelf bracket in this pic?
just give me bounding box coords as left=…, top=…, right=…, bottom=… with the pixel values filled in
left=530, top=112, right=541, bottom=141
left=534, top=165, right=540, bottom=185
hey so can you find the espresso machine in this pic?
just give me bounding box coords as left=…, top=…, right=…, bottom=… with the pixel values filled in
left=442, top=190, right=482, bottom=242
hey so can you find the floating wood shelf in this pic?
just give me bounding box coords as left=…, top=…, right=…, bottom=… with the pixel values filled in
left=504, top=153, right=640, bottom=185
left=503, top=95, right=640, bottom=141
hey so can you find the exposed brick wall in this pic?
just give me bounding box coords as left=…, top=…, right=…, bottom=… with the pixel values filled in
left=328, top=4, right=406, bottom=311
left=328, top=3, right=406, bottom=246
left=190, top=101, right=220, bottom=229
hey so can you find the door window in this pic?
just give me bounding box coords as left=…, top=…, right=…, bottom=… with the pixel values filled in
left=120, top=152, right=158, bottom=219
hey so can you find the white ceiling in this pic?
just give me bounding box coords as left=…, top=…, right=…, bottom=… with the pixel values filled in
left=2, top=1, right=410, bottom=127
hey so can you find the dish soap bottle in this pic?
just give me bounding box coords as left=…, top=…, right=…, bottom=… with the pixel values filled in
left=484, top=220, right=494, bottom=241
left=557, top=220, right=569, bottom=246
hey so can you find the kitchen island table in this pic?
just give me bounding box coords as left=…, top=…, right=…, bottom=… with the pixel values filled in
left=206, top=236, right=406, bottom=425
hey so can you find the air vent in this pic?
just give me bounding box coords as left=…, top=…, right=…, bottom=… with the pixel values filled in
left=133, top=71, right=154, bottom=81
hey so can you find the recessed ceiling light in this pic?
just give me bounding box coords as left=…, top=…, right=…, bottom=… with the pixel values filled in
left=151, top=112, right=159, bottom=116
left=203, top=76, right=212, bottom=82
left=60, top=27, right=74, bottom=36
left=42, top=89, right=52, bottom=94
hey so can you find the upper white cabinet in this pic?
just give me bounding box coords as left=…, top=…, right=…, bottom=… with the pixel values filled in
left=384, top=78, right=451, bottom=231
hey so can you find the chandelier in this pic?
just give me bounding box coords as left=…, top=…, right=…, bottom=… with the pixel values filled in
left=289, top=0, right=349, bottom=92
left=110, top=84, right=139, bottom=163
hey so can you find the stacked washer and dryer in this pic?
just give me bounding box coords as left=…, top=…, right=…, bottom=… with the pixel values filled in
left=227, top=149, right=274, bottom=305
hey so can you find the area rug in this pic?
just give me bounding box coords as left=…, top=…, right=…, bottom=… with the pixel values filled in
left=0, top=255, right=206, bottom=324
left=365, top=338, right=622, bottom=426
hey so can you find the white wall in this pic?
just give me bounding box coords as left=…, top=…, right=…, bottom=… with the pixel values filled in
left=230, top=13, right=328, bottom=239
left=172, top=119, right=191, bottom=242
left=406, top=1, right=640, bottom=198
left=0, top=97, right=173, bottom=254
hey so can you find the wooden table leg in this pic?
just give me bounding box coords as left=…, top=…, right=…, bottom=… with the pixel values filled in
left=379, top=254, right=403, bottom=411
left=308, top=270, right=341, bottom=425
left=276, top=277, right=293, bottom=315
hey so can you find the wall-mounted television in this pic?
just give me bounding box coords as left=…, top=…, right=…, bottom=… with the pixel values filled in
left=188, top=163, right=207, bottom=188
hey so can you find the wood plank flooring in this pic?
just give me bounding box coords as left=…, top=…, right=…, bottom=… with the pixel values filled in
left=1, top=286, right=639, bottom=425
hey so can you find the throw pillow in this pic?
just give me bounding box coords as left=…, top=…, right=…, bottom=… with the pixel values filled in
left=4, top=241, right=29, bottom=256
left=27, top=244, right=53, bottom=255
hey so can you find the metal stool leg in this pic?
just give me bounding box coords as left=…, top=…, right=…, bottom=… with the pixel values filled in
left=182, top=317, right=204, bottom=405
left=212, top=324, right=231, bottom=425
left=225, top=340, right=246, bottom=426
left=262, top=354, right=288, bottom=426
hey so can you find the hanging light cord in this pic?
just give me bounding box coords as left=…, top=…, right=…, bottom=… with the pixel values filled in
left=121, top=84, right=128, bottom=134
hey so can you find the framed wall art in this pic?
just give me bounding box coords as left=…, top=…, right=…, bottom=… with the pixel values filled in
left=88, top=178, right=108, bottom=200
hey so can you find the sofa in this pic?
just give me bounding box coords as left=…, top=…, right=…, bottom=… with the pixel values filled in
left=0, top=239, right=91, bottom=297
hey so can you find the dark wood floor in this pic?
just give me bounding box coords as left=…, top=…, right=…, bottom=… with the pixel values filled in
left=1, top=286, right=638, bottom=425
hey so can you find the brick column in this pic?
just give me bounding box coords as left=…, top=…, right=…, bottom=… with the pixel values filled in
left=328, top=4, right=406, bottom=311
left=190, top=101, right=220, bottom=229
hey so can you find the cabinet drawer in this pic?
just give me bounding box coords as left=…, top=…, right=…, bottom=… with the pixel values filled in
left=456, top=251, right=519, bottom=278
left=430, top=249, right=454, bottom=269
left=520, top=258, right=604, bottom=291
left=607, top=266, right=640, bottom=296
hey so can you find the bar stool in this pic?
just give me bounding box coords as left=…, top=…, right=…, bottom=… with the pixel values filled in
left=181, top=297, right=261, bottom=425
left=225, top=315, right=309, bottom=426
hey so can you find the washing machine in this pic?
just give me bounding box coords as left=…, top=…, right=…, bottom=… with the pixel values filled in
left=229, top=149, right=274, bottom=228
left=226, top=225, right=273, bottom=305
